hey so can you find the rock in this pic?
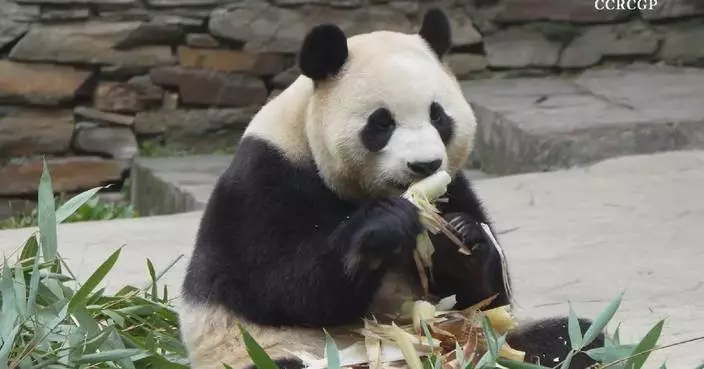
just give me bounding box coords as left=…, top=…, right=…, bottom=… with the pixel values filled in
left=176, top=46, right=257, bottom=73
left=484, top=28, right=561, bottom=68
left=113, top=20, right=185, bottom=49
left=268, top=89, right=284, bottom=101
left=100, top=65, right=152, bottom=79
left=9, top=22, right=176, bottom=68
left=208, top=4, right=301, bottom=53
left=560, top=22, right=660, bottom=68
left=250, top=53, right=294, bottom=76
left=0, top=0, right=40, bottom=22
left=660, top=26, right=704, bottom=67
left=75, top=106, right=135, bottom=126
left=271, top=66, right=300, bottom=89
left=209, top=4, right=413, bottom=54
left=641, top=0, right=704, bottom=20
left=0, top=199, right=35, bottom=220
left=149, top=66, right=268, bottom=107
left=14, top=0, right=135, bottom=3
left=448, top=9, right=483, bottom=46
left=0, top=60, right=92, bottom=106
left=40, top=6, right=90, bottom=20
left=0, top=20, right=28, bottom=50
left=179, top=46, right=293, bottom=76
left=0, top=157, right=124, bottom=196
left=335, top=6, right=414, bottom=38
left=73, top=124, right=138, bottom=159
left=151, top=7, right=212, bottom=19
left=145, top=0, right=217, bottom=6
left=150, top=14, right=204, bottom=28
left=445, top=53, right=488, bottom=78
left=495, top=0, right=633, bottom=24
left=329, top=0, right=363, bottom=8
left=162, top=92, right=179, bottom=110
left=388, top=1, right=419, bottom=15
left=134, top=107, right=259, bottom=136
left=185, top=33, right=219, bottom=48
left=94, top=79, right=163, bottom=113
left=98, top=8, right=151, bottom=22
left=0, top=107, right=74, bottom=157
left=128, top=75, right=165, bottom=100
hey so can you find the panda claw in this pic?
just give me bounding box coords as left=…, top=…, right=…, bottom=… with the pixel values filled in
left=444, top=212, right=482, bottom=249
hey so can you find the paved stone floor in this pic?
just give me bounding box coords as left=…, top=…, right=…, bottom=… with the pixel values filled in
left=2, top=151, right=703, bottom=368
left=462, top=65, right=704, bottom=176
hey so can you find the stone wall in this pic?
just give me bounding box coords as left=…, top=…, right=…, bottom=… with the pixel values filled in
left=1, top=0, right=703, bottom=219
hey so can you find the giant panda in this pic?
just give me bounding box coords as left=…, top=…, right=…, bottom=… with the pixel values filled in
left=179, top=8, right=604, bottom=369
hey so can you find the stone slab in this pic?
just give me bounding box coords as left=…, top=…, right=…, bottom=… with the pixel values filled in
left=129, top=155, right=233, bottom=216
left=0, top=157, right=124, bottom=196
left=1, top=151, right=703, bottom=368
left=462, top=66, right=704, bottom=175
left=0, top=60, right=92, bottom=106
left=9, top=22, right=175, bottom=68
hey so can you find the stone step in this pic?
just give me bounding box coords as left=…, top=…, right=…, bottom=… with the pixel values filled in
left=462, top=65, right=704, bottom=175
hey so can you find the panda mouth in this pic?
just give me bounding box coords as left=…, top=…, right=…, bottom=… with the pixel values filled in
left=389, top=179, right=412, bottom=191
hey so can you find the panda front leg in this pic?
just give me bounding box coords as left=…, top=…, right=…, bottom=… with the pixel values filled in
left=428, top=172, right=604, bottom=369
left=427, top=171, right=511, bottom=310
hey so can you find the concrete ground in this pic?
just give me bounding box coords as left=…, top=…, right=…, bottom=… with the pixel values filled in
left=1, top=150, right=703, bottom=368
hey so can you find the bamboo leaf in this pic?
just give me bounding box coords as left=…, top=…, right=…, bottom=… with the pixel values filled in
left=146, top=259, right=158, bottom=301
left=622, top=319, right=665, bottom=369
left=497, top=358, right=551, bottom=369
left=55, top=187, right=104, bottom=224
left=37, top=159, right=58, bottom=261
left=568, top=303, right=583, bottom=350
left=68, top=248, right=121, bottom=312
left=324, top=329, right=341, bottom=369
left=481, top=315, right=498, bottom=359
left=559, top=351, right=574, bottom=369
left=583, top=292, right=624, bottom=347
left=26, top=238, right=43, bottom=315
left=73, top=348, right=144, bottom=363
left=238, top=323, right=279, bottom=369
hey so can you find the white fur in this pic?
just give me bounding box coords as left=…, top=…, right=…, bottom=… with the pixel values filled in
left=245, top=31, right=476, bottom=200
left=181, top=29, right=478, bottom=369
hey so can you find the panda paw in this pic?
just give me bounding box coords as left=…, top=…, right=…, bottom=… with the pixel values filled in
left=356, top=197, right=423, bottom=258
left=444, top=212, right=487, bottom=251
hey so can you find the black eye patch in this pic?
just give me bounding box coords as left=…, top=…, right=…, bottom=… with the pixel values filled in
left=361, top=107, right=395, bottom=152
left=430, top=102, right=454, bottom=144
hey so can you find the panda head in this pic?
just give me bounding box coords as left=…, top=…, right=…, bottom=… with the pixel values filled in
left=298, top=9, right=477, bottom=200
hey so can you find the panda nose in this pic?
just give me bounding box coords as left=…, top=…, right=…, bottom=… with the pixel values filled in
left=407, top=160, right=442, bottom=177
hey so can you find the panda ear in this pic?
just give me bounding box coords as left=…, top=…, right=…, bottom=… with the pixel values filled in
left=419, top=8, right=452, bottom=59
left=298, top=24, right=349, bottom=82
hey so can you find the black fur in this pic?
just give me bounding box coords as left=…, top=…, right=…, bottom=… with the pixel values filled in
left=430, top=102, right=455, bottom=144
left=244, top=358, right=305, bottom=369
left=298, top=24, right=348, bottom=82
left=419, top=8, right=452, bottom=59
left=507, top=317, right=603, bottom=368
left=182, top=137, right=424, bottom=327
left=361, top=107, right=396, bottom=152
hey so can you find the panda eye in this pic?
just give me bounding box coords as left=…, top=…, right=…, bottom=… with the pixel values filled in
left=429, top=102, right=454, bottom=144
left=361, top=108, right=395, bottom=152
left=430, top=102, right=444, bottom=123
left=368, top=108, right=395, bottom=130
